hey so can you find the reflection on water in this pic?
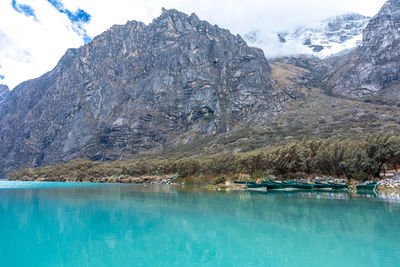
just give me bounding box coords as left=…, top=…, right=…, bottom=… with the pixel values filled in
left=248, top=187, right=400, bottom=201
left=377, top=191, right=400, bottom=202
left=0, top=182, right=400, bottom=267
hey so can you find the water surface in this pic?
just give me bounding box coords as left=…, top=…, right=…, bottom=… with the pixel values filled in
left=1, top=181, right=400, bottom=266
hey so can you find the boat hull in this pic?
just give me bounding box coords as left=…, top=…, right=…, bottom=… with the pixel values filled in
left=291, top=184, right=314, bottom=190
left=246, top=183, right=266, bottom=189
left=328, top=183, right=349, bottom=190
left=356, top=182, right=378, bottom=192
left=314, top=183, right=333, bottom=189
left=234, top=181, right=256, bottom=185
left=264, top=184, right=287, bottom=190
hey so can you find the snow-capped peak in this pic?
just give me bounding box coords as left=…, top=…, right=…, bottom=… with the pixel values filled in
left=245, top=13, right=370, bottom=58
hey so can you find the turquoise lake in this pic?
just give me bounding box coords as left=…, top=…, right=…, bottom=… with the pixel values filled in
left=1, top=181, right=400, bottom=267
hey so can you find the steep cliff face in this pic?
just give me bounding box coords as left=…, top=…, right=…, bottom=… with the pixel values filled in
left=330, top=0, right=400, bottom=103
left=0, top=9, right=292, bottom=176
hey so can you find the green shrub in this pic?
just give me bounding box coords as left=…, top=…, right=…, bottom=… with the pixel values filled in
left=214, top=176, right=227, bottom=185
left=7, top=134, right=400, bottom=182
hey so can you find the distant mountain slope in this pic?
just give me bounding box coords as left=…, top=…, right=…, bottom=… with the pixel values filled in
left=245, top=13, right=370, bottom=58
left=328, top=0, right=400, bottom=104
left=136, top=57, right=400, bottom=160
left=0, top=9, right=293, bottom=176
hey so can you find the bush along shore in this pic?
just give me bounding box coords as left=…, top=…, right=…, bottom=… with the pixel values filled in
left=7, top=134, right=400, bottom=188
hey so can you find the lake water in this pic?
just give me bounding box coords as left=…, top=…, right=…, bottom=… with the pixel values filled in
left=1, top=181, right=400, bottom=267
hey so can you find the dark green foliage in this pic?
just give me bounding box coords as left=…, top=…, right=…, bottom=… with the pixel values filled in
left=8, top=134, right=400, bottom=182
left=214, top=176, right=227, bottom=185
left=388, top=137, right=400, bottom=171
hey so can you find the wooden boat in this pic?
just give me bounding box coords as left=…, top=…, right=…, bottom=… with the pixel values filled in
left=256, top=179, right=349, bottom=191
left=314, top=182, right=333, bottom=189
left=246, top=182, right=268, bottom=191
left=246, top=183, right=266, bottom=188
left=261, top=180, right=290, bottom=189
left=264, top=179, right=294, bottom=185
left=328, top=183, right=349, bottom=190
left=263, top=180, right=312, bottom=190
left=291, top=183, right=314, bottom=190
left=234, top=181, right=256, bottom=185
left=263, top=183, right=288, bottom=190
left=356, top=182, right=378, bottom=192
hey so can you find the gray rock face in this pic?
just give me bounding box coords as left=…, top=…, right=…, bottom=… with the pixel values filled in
left=0, top=9, right=290, bottom=176
left=0, top=84, right=8, bottom=102
left=331, top=0, right=400, bottom=102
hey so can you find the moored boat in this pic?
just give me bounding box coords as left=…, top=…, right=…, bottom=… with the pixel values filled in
left=356, top=181, right=378, bottom=192
left=234, top=181, right=256, bottom=185
left=314, top=182, right=333, bottom=189
left=247, top=179, right=350, bottom=192
left=262, top=179, right=292, bottom=190
left=328, top=183, right=349, bottom=190
left=246, top=183, right=266, bottom=188
left=246, top=182, right=268, bottom=191
left=291, top=183, right=314, bottom=190
left=263, top=180, right=313, bottom=190
left=263, top=183, right=288, bottom=190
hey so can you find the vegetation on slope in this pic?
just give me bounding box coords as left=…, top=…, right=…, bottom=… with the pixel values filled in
left=8, top=134, right=400, bottom=183
left=144, top=60, right=400, bottom=161
left=6, top=59, right=400, bottom=184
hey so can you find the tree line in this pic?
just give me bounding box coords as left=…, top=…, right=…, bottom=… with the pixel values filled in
left=8, top=134, right=400, bottom=182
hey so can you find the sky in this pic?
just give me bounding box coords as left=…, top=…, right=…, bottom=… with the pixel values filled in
left=0, top=0, right=387, bottom=89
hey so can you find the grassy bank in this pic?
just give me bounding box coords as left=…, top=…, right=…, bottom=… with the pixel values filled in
left=8, top=134, right=400, bottom=184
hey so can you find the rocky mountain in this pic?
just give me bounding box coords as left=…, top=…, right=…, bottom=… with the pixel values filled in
left=245, top=13, right=370, bottom=58
left=329, top=0, right=400, bottom=104
left=0, top=84, right=9, bottom=102
left=1, top=1, right=400, bottom=177
left=0, top=8, right=295, bottom=176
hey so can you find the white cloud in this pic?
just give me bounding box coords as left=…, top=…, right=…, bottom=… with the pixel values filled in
left=0, top=0, right=387, bottom=89
left=0, top=0, right=83, bottom=89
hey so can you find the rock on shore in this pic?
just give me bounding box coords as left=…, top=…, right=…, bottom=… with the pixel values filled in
left=11, top=175, right=176, bottom=185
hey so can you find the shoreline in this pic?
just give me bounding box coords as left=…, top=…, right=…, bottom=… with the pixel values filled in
left=7, top=174, right=400, bottom=190
left=8, top=175, right=175, bottom=185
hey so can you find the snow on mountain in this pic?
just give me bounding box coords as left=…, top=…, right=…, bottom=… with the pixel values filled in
left=245, top=13, right=370, bottom=58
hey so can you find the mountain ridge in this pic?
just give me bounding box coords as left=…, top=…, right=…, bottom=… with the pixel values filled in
left=0, top=8, right=294, bottom=176
left=1, top=1, right=400, bottom=177
left=328, top=0, right=400, bottom=104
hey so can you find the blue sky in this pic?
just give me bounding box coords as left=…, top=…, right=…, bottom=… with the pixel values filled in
left=0, top=0, right=386, bottom=89
left=11, top=0, right=37, bottom=20
left=47, top=0, right=91, bottom=43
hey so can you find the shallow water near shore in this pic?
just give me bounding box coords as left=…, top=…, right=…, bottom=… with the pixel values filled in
left=1, top=181, right=400, bottom=267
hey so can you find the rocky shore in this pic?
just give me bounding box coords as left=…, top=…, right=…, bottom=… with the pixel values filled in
left=376, top=178, right=400, bottom=190
left=8, top=173, right=400, bottom=190
left=11, top=175, right=176, bottom=185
